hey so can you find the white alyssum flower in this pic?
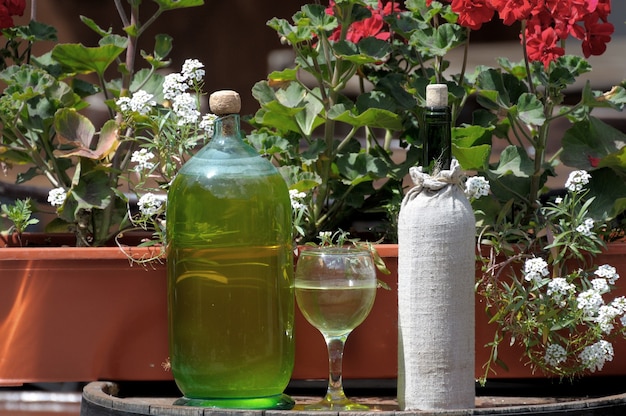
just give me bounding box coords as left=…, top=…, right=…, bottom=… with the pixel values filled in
left=591, top=278, right=609, bottom=293
left=577, top=289, right=605, bottom=316
left=117, top=90, right=156, bottom=115
left=171, top=93, right=200, bottom=126
left=610, top=296, right=626, bottom=314
left=523, top=257, right=550, bottom=283
left=554, top=196, right=563, bottom=204
left=138, top=193, right=164, bottom=216
left=199, top=113, right=218, bottom=138
left=289, top=190, right=307, bottom=210
left=595, top=305, right=620, bottom=334
left=47, top=187, right=67, bottom=207
left=565, top=170, right=591, bottom=192
left=464, top=176, right=490, bottom=199
left=163, top=72, right=187, bottom=100
left=546, top=277, right=575, bottom=306
left=575, top=217, right=595, bottom=237
left=595, top=264, right=619, bottom=285
left=544, top=344, right=567, bottom=367
left=579, top=340, right=613, bottom=372
left=131, top=148, right=156, bottom=171
left=181, top=58, right=205, bottom=83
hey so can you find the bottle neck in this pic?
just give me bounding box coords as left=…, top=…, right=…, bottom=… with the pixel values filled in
left=215, top=114, right=240, bottom=138
left=422, top=106, right=451, bottom=173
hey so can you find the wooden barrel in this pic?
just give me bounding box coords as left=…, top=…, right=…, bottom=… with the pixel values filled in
left=80, top=381, right=626, bottom=416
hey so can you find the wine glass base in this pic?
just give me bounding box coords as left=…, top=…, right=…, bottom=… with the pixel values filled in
left=173, top=393, right=295, bottom=410
left=302, top=397, right=369, bottom=411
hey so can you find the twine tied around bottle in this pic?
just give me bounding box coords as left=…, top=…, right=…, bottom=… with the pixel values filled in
left=402, top=159, right=463, bottom=208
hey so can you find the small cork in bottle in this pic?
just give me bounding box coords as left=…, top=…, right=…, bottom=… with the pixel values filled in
left=426, top=84, right=448, bottom=108
left=209, top=90, right=241, bottom=115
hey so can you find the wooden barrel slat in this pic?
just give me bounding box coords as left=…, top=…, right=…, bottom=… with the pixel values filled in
left=80, top=381, right=626, bottom=416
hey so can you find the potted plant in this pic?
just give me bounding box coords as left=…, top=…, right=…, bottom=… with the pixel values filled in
left=0, top=0, right=210, bottom=383
left=251, top=0, right=626, bottom=383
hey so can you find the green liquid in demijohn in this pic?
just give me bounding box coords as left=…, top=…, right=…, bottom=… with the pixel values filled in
left=166, top=114, right=294, bottom=409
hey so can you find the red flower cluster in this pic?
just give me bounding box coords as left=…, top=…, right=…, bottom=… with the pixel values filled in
left=0, top=0, right=25, bottom=29
left=326, top=0, right=402, bottom=43
left=434, top=0, right=614, bottom=69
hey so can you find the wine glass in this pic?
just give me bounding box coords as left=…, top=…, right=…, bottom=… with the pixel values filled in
left=295, top=246, right=378, bottom=410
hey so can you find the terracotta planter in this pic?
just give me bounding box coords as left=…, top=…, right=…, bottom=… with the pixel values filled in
left=1, top=240, right=626, bottom=385
left=476, top=241, right=626, bottom=379
left=294, top=242, right=626, bottom=381
left=0, top=243, right=170, bottom=385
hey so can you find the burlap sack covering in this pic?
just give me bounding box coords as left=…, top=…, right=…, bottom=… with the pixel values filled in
left=397, top=159, right=475, bottom=410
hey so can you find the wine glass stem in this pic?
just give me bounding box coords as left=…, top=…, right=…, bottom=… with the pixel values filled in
left=324, top=335, right=349, bottom=403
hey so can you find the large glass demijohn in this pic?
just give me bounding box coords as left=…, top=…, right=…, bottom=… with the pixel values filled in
left=166, top=90, right=295, bottom=409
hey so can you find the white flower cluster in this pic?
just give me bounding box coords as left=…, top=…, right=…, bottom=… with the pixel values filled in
left=117, top=90, right=157, bottom=116
left=464, top=176, right=490, bottom=199
left=595, top=264, right=620, bottom=285
left=544, top=343, right=567, bottom=367
left=289, top=189, right=307, bottom=211
left=131, top=148, right=156, bottom=171
left=577, top=289, right=605, bottom=316
left=199, top=113, right=219, bottom=138
left=579, top=340, right=614, bottom=372
left=575, top=217, right=595, bottom=237
left=163, top=59, right=206, bottom=126
left=181, top=58, right=205, bottom=82
left=546, top=277, right=575, bottom=306
left=47, top=187, right=67, bottom=207
left=523, top=257, right=549, bottom=283
left=575, top=264, right=624, bottom=332
left=564, top=170, right=591, bottom=192
left=138, top=193, right=164, bottom=217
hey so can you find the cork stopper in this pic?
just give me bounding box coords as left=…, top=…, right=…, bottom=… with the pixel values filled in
left=426, top=84, right=448, bottom=108
left=209, top=90, right=241, bottom=115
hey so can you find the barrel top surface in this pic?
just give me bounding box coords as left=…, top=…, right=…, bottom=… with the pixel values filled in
left=81, top=381, right=626, bottom=416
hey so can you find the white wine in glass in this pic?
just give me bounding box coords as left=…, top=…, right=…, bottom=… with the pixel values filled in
left=295, top=246, right=377, bottom=410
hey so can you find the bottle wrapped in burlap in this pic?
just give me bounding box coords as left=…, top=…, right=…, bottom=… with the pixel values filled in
left=397, top=159, right=475, bottom=411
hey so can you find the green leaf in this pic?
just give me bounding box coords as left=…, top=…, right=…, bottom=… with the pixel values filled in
left=51, top=43, right=126, bottom=77
left=585, top=167, right=626, bottom=220
left=295, top=94, right=325, bottom=136
left=453, top=142, right=491, bottom=171
left=336, top=152, right=386, bottom=183
left=246, top=132, right=292, bottom=155
left=68, top=165, right=112, bottom=211
left=298, top=4, right=337, bottom=32
left=329, top=106, right=402, bottom=130
left=54, top=111, right=119, bottom=160
left=475, top=69, right=529, bottom=109
left=153, top=34, right=173, bottom=61
left=268, top=68, right=298, bottom=84
left=491, top=145, right=535, bottom=175
left=516, top=93, right=545, bottom=127
left=561, top=116, right=626, bottom=171
left=333, top=38, right=390, bottom=64
left=279, top=166, right=322, bottom=191
left=79, top=16, right=112, bottom=38
left=152, top=0, right=205, bottom=10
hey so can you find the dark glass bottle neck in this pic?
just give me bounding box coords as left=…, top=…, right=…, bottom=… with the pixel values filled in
left=422, top=105, right=451, bottom=173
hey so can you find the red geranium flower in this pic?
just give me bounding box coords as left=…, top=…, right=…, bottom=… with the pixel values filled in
left=489, top=0, right=533, bottom=26
left=0, top=0, right=25, bottom=29
left=525, top=25, right=565, bottom=69
left=580, top=13, right=614, bottom=57
left=327, top=0, right=402, bottom=43
left=451, top=0, right=495, bottom=31
left=5, top=0, right=25, bottom=16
